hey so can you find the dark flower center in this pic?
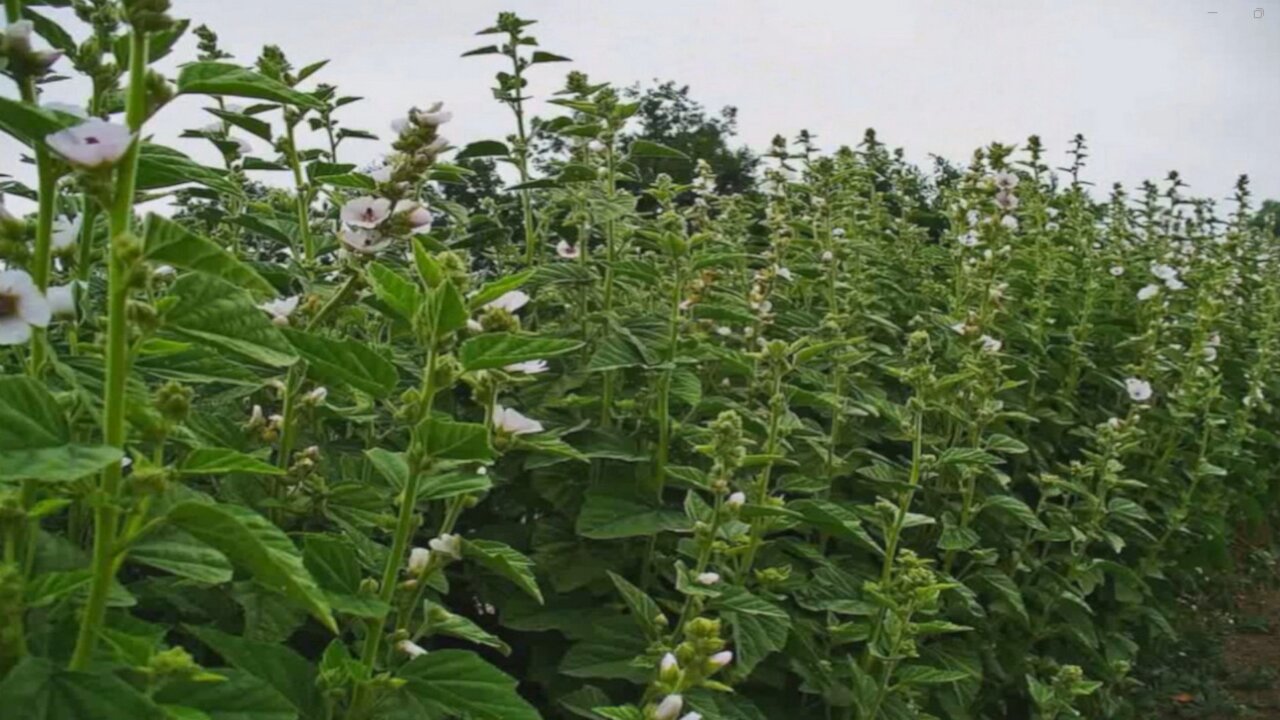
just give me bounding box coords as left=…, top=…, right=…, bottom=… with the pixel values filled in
left=85, top=136, right=101, bottom=145
left=0, top=292, right=18, bottom=318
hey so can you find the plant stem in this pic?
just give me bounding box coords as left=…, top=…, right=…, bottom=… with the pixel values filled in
left=70, top=28, right=149, bottom=671
left=285, top=122, right=313, bottom=264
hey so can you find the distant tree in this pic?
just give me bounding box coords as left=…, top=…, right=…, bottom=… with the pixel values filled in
left=1253, top=199, right=1280, bottom=240
left=621, top=81, right=759, bottom=196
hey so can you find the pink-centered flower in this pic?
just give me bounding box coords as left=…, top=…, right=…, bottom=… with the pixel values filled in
left=341, top=196, right=392, bottom=229
left=0, top=269, right=51, bottom=345
left=46, top=118, right=134, bottom=170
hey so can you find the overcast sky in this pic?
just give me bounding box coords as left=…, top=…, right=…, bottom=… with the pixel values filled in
left=6, top=1, right=1279, bottom=208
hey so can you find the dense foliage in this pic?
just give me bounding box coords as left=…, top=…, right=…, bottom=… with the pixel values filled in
left=0, top=3, right=1277, bottom=720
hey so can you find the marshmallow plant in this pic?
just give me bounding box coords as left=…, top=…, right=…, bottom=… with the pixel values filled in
left=0, top=5, right=1277, bottom=720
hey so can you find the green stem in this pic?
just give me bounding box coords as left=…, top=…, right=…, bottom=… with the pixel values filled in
left=308, top=273, right=360, bottom=331
left=69, top=28, right=149, bottom=672
left=285, top=122, right=313, bottom=264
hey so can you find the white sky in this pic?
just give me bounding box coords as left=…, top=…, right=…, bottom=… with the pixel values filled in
left=5, top=1, right=1279, bottom=209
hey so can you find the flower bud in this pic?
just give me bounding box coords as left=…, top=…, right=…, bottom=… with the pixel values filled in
left=653, top=694, right=683, bottom=720
left=726, top=492, right=746, bottom=510
left=407, top=547, right=431, bottom=574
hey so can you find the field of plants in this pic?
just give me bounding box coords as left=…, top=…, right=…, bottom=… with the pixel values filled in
left=1, top=2, right=1279, bottom=719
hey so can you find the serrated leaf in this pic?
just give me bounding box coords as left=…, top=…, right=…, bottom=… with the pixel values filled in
left=281, top=328, right=398, bottom=397
left=178, top=62, right=323, bottom=109
left=463, top=539, right=542, bottom=603
left=0, top=657, right=164, bottom=720
left=168, top=502, right=336, bottom=632
left=164, top=274, right=298, bottom=368
left=460, top=332, right=583, bottom=370
left=179, top=447, right=284, bottom=476
left=129, top=529, right=233, bottom=584
left=413, top=417, right=494, bottom=462
left=396, top=650, right=540, bottom=720
left=142, top=214, right=272, bottom=295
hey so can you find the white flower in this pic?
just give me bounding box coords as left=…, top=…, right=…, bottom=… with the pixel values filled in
left=1164, top=277, right=1186, bottom=291
left=396, top=640, right=428, bottom=658
left=340, top=227, right=390, bottom=254
left=1137, top=284, right=1160, bottom=301
left=1125, top=377, right=1153, bottom=403
left=587, top=139, right=606, bottom=153
left=305, top=386, right=328, bottom=404
left=821, top=250, right=834, bottom=262
left=485, top=290, right=530, bottom=313
left=249, top=404, right=265, bottom=425
left=950, top=322, right=967, bottom=335
left=258, top=295, right=299, bottom=326
left=959, top=231, right=979, bottom=247
left=556, top=240, right=580, bottom=259
left=43, top=101, right=86, bottom=118
left=980, top=335, right=1002, bottom=353
left=50, top=215, right=81, bottom=252
left=709, top=650, right=733, bottom=670
left=993, top=171, right=1019, bottom=189
left=1208, top=332, right=1222, bottom=348
left=1109, top=266, right=1125, bottom=277
left=660, top=653, right=679, bottom=675
left=715, top=326, right=732, bottom=337
left=428, top=533, right=462, bottom=559
left=492, top=404, right=543, bottom=435
left=995, top=190, right=1018, bottom=211
left=966, top=209, right=980, bottom=226
left=654, top=695, right=684, bottom=720
left=1150, top=263, right=1178, bottom=281
left=425, top=136, right=449, bottom=154
left=726, top=491, right=746, bottom=509
left=0, top=270, right=51, bottom=345
left=46, top=283, right=78, bottom=317
left=1000, top=214, right=1019, bottom=230
left=696, top=572, right=721, bottom=585
left=393, top=200, right=433, bottom=229
left=1203, top=346, right=1218, bottom=363
left=415, top=103, right=452, bottom=126
left=45, top=119, right=134, bottom=169
left=341, top=196, right=392, bottom=229
left=466, top=318, right=484, bottom=332
left=504, top=359, right=548, bottom=375
left=832, top=227, right=846, bottom=238
left=199, top=120, right=223, bottom=134
left=775, top=266, right=793, bottom=281
left=407, top=547, right=432, bottom=574
left=369, top=164, right=393, bottom=183
left=1046, top=222, right=1060, bottom=232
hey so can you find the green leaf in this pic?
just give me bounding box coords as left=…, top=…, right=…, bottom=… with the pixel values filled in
left=128, top=529, right=233, bottom=584
left=712, top=586, right=789, bottom=617
left=469, top=270, right=535, bottom=309
left=282, top=328, right=398, bottom=398
left=413, top=417, right=494, bottom=462
left=423, top=600, right=511, bottom=654
left=894, top=665, right=974, bottom=686
left=365, top=448, right=409, bottom=490
left=968, top=568, right=1028, bottom=626
left=365, top=262, right=421, bottom=321
left=530, top=51, right=572, bottom=63
left=205, top=107, right=273, bottom=141
left=577, top=484, right=691, bottom=539
left=419, top=470, right=492, bottom=501
left=185, top=626, right=323, bottom=719
left=628, top=139, right=689, bottom=160
left=179, top=447, right=284, bottom=476
left=430, top=282, right=470, bottom=336
left=0, top=657, right=164, bottom=720
left=726, top=609, right=789, bottom=673
left=0, top=96, right=73, bottom=148
left=685, top=689, right=767, bottom=720
left=979, top=495, right=1047, bottom=531
left=396, top=650, right=540, bottom=720
left=463, top=539, right=542, bottom=603
left=984, top=433, right=1029, bottom=454
left=177, top=62, right=323, bottom=109
left=459, top=332, right=583, bottom=370
left=0, top=377, right=121, bottom=482
left=154, top=670, right=295, bottom=720
left=168, top=502, right=336, bottom=632
left=138, top=144, right=242, bottom=197
left=790, top=499, right=881, bottom=554
left=143, top=214, right=272, bottom=295
left=455, top=140, right=510, bottom=159
left=607, top=571, right=663, bottom=635
left=164, top=274, right=298, bottom=368
left=587, top=333, right=647, bottom=372
left=303, top=534, right=390, bottom=619
left=937, top=447, right=1002, bottom=467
